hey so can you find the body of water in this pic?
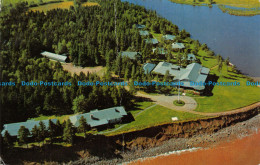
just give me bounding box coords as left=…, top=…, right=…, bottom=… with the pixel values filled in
left=129, top=131, right=260, bottom=165
left=122, top=0, right=260, bottom=77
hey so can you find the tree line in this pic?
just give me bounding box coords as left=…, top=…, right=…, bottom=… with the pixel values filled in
left=1, top=117, right=89, bottom=150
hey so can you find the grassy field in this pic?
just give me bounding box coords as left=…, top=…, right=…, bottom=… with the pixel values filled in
left=105, top=105, right=203, bottom=135
left=195, top=65, right=260, bottom=113
left=2, top=0, right=61, bottom=6
left=31, top=114, right=72, bottom=122
left=170, top=0, right=260, bottom=16
left=29, top=1, right=99, bottom=12
left=151, top=31, right=163, bottom=43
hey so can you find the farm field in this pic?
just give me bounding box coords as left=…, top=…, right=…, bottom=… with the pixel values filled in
left=2, top=0, right=61, bottom=6
left=29, top=1, right=99, bottom=12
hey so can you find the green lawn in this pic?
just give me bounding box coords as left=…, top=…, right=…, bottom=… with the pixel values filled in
left=151, top=31, right=163, bottom=42
left=130, top=101, right=155, bottom=116
left=169, top=0, right=260, bottom=16
left=31, top=114, right=72, bottom=123
left=105, top=105, right=203, bottom=135
left=195, top=65, right=260, bottom=113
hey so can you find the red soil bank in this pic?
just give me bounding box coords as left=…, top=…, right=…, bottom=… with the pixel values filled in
left=131, top=131, right=260, bottom=165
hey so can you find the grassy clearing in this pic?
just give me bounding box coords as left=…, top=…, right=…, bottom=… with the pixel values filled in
left=151, top=31, right=163, bottom=42
left=169, top=0, right=260, bottom=16
left=29, top=1, right=99, bottom=12
left=62, top=63, right=105, bottom=77
left=218, top=5, right=260, bottom=16
left=2, top=0, right=61, bottom=6
left=31, top=114, right=72, bottom=122
left=170, top=0, right=260, bottom=8
left=105, top=105, right=203, bottom=135
left=130, top=101, right=155, bottom=116
left=195, top=64, right=260, bottom=113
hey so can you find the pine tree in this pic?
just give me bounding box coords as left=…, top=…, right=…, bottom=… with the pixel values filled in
left=78, top=116, right=88, bottom=138
left=18, top=126, right=30, bottom=148
left=39, top=121, right=47, bottom=144
left=48, top=120, right=56, bottom=142
left=31, top=125, right=40, bottom=144
left=3, top=131, right=13, bottom=149
left=72, top=95, right=86, bottom=113
left=55, top=120, right=63, bottom=136
left=63, top=119, right=75, bottom=144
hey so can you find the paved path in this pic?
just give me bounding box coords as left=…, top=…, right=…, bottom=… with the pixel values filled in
left=136, top=92, right=260, bottom=117
left=136, top=92, right=198, bottom=112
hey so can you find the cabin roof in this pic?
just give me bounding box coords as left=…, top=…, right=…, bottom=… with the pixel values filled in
left=172, top=42, right=185, bottom=49
left=143, top=63, right=156, bottom=74
left=69, top=106, right=127, bottom=127
left=1, top=119, right=58, bottom=136
left=41, top=51, right=68, bottom=62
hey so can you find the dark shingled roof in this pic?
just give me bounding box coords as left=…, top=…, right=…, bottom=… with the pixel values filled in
left=70, top=106, right=127, bottom=127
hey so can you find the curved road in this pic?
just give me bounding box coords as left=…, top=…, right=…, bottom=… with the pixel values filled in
left=136, top=92, right=260, bottom=117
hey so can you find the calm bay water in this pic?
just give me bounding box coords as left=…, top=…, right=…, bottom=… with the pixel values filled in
left=122, top=0, right=260, bottom=77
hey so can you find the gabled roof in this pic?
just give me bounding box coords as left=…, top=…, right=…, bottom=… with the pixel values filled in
left=163, top=34, right=176, bottom=40
left=120, top=52, right=141, bottom=60
left=152, top=48, right=167, bottom=55
left=1, top=119, right=58, bottom=136
left=41, top=51, right=68, bottom=62
left=172, top=43, right=185, bottom=49
left=145, top=38, right=159, bottom=45
left=152, top=62, right=183, bottom=76
left=135, top=24, right=146, bottom=29
left=143, top=63, right=156, bottom=74
left=153, top=62, right=210, bottom=90
left=139, top=30, right=149, bottom=36
left=69, top=106, right=127, bottom=127
left=174, top=63, right=210, bottom=90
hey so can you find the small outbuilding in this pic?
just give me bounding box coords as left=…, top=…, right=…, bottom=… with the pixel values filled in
left=41, top=51, right=69, bottom=63
left=163, top=34, right=176, bottom=41
left=134, top=24, right=146, bottom=29
left=143, top=63, right=156, bottom=74
left=172, top=42, right=185, bottom=49
left=139, top=30, right=149, bottom=36
left=120, top=51, right=142, bottom=60
left=145, top=38, right=159, bottom=45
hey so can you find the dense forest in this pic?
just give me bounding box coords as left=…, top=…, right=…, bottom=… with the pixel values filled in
left=0, top=0, right=186, bottom=125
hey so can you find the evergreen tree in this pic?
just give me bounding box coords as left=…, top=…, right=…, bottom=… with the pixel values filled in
left=72, top=95, right=87, bottom=113
left=31, top=125, right=40, bottom=143
left=48, top=120, right=56, bottom=142
left=39, top=121, right=47, bottom=145
left=3, top=131, right=13, bottom=149
left=78, top=116, right=88, bottom=138
left=63, top=119, right=75, bottom=144
left=18, top=126, right=30, bottom=148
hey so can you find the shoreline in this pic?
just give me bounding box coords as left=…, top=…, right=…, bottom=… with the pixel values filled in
left=129, top=130, right=260, bottom=165
left=70, top=114, right=260, bottom=165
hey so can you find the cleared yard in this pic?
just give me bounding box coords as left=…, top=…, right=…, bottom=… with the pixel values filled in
left=105, top=105, right=203, bottom=135
left=62, top=63, right=105, bottom=76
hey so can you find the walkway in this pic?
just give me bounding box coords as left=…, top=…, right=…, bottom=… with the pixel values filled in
left=135, top=91, right=260, bottom=117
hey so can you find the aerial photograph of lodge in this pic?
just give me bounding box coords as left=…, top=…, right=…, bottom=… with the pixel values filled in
left=1, top=0, right=260, bottom=164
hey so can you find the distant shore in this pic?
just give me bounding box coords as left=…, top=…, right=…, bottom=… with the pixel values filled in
left=252, top=77, right=260, bottom=82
